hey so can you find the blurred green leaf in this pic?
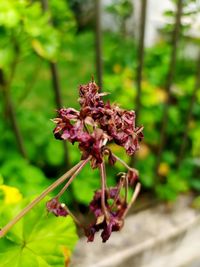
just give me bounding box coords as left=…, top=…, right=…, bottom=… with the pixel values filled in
left=0, top=158, right=51, bottom=196
left=72, top=164, right=100, bottom=205
left=0, top=198, right=78, bottom=267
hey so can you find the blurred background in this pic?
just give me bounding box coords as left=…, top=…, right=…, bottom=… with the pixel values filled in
left=0, top=0, right=200, bottom=240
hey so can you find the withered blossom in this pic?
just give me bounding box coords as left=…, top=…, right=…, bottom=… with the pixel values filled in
left=86, top=186, right=127, bottom=242
left=51, top=80, right=143, bottom=242
left=53, top=81, right=143, bottom=168
left=0, top=80, right=143, bottom=242
left=46, top=198, right=68, bottom=217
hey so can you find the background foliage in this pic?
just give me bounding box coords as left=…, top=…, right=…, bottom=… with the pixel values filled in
left=0, top=0, right=200, bottom=263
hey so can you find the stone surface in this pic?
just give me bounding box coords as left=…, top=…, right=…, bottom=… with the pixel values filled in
left=71, top=196, right=200, bottom=267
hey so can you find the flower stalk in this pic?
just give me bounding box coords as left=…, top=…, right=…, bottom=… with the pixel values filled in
left=99, top=163, right=109, bottom=220
left=56, top=156, right=91, bottom=198
left=0, top=161, right=83, bottom=238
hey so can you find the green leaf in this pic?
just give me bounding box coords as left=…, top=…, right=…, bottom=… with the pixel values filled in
left=0, top=158, right=51, bottom=196
left=190, top=179, right=200, bottom=191
left=0, top=175, right=3, bottom=185
left=155, top=184, right=177, bottom=201
left=45, top=141, right=64, bottom=166
left=0, top=198, right=78, bottom=267
left=72, top=164, right=100, bottom=205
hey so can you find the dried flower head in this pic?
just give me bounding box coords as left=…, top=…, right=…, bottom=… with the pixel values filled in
left=0, top=80, right=143, bottom=243
left=52, top=80, right=143, bottom=242
left=46, top=198, right=68, bottom=217
left=53, top=81, right=143, bottom=169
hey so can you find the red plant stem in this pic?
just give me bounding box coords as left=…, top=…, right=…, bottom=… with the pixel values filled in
left=124, top=175, right=129, bottom=204
left=0, top=161, right=84, bottom=238
left=64, top=205, right=84, bottom=228
left=112, top=153, right=139, bottom=175
left=56, top=156, right=91, bottom=198
left=99, top=162, right=109, bottom=220
left=122, top=183, right=141, bottom=219
left=102, top=161, right=108, bottom=189
left=110, top=176, right=124, bottom=210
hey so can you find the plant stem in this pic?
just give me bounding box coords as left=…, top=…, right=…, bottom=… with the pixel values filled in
left=64, top=205, right=84, bottom=229
left=41, top=0, right=70, bottom=168
left=122, top=182, right=141, bottom=218
left=102, top=161, right=108, bottom=189
left=112, top=153, right=138, bottom=175
left=99, top=162, right=109, bottom=220
left=56, top=156, right=91, bottom=198
left=0, top=161, right=83, bottom=238
left=135, top=0, right=147, bottom=122
left=110, top=176, right=124, bottom=210
left=94, top=0, right=103, bottom=90
left=177, top=51, right=200, bottom=167
left=155, top=0, right=183, bottom=172
left=0, top=60, right=28, bottom=159
left=124, top=175, right=129, bottom=204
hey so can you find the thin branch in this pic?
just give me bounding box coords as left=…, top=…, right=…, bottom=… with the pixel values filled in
left=0, top=161, right=83, bottom=238
left=112, top=152, right=139, bottom=175
left=124, top=174, right=129, bottom=204
left=122, top=182, right=141, bottom=218
left=102, top=160, right=108, bottom=189
left=64, top=205, right=84, bottom=228
left=110, top=175, right=124, bottom=210
left=0, top=56, right=28, bottom=159
left=135, top=0, right=147, bottom=122
left=177, top=51, right=200, bottom=166
left=155, top=0, right=183, bottom=172
left=41, top=0, right=70, bottom=167
left=99, top=162, right=109, bottom=220
left=94, top=0, right=103, bottom=90
left=56, top=156, right=91, bottom=198
left=18, top=61, right=41, bottom=105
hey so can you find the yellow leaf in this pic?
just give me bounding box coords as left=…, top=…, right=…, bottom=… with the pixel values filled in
left=113, top=64, right=122, bottom=74
left=31, top=39, right=46, bottom=58
left=189, top=120, right=196, bottom=129
left=158, top=162, right=170, bottom=177
left=155, top=88, right=168, bottom=103
left=61, top=246, right=71, bottom=267
left=123, top=78, right=133, bottom=88
left=107, top=143, right=122, bottom=153
left=137, top=143, right=150, bottom=159
left=0, top=185, right=22, bottom=204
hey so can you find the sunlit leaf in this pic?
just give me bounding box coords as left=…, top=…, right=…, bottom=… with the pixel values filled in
left=0, top=185, right=22, bottom=204
left=0, top=198, right=78, bottom=267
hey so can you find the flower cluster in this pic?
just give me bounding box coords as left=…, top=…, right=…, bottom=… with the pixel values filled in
left=46, top=198, right=68, bottom=217
left=0, top=80, right=143, bottom=242
left=53, top=81, right=143, bottom=168
left=47, top=80, right=143, bottom=242
left=86, top=184, right=126, bottom=242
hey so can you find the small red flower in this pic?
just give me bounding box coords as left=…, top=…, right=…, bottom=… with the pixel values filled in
left=46, top=198, right=68, bottom=217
